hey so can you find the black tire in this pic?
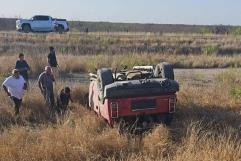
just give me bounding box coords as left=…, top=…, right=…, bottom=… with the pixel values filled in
left=57, top=25, right=64, bottom=34
left=97, top=68, right=114, bottom=91
left=97, top=68, right=113, bottom=104
left=154, top=62, right=174, bottom=80
left=22, top=24, right=31, bottom=33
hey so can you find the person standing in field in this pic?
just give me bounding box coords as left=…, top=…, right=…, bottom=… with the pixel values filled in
left=56, top=87, right=73, bottom=115
left=47, top=46, right=59, bottom=79
left=2, top=69, right=27, bottom=116
left=38, top=66, right=55, bottom=116
left=15, top=53, right=30, bottom=88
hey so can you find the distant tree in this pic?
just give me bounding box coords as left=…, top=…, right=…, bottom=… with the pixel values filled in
left=212, top=25, right=230, bottom=34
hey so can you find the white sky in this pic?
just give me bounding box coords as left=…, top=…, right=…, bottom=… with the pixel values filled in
left=0, top=0, right=241, bottom=25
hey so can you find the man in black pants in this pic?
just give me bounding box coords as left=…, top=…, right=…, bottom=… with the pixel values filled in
left=47, top=46, right=59, bottom=79
left=2, top=69, right=27, bottom=116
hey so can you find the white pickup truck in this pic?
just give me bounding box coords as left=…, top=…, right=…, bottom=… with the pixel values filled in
left=16, top=15, right=69, bottom=33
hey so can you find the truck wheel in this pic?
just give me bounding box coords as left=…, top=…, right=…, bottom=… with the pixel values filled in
left=22, top=24, right=31, bottom=33
left=154, top=62, right=174, bottom=80
left=97, top=68, right=114, bottom=91
left=57, top=25, right=64, bottom=34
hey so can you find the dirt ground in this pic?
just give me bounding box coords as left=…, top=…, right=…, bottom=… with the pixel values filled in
left=174, top=68, right=229, bottom=86
left=64, top=68, right=234, bottom=86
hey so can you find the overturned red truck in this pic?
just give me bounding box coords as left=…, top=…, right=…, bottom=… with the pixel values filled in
left=88, top=62, right=179, bottom=131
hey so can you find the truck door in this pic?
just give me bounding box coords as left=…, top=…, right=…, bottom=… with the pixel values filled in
left=47, top=17, right=54, bottom=31
left=31, top=16, right=52, bottom=31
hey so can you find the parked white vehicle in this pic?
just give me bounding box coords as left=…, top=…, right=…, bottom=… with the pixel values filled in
left=16, top=15, right=69, bottom=33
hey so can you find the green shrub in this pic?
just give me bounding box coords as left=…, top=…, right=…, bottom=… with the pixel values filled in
left=202, top=46, right=219, bottom=55
left=215, top=69, right=238, bottom=83
left=200, top=27, right=212, bottom=34
left=230, top=27, right=241, bottom=35
left=230, top=86, right=241, bottom=97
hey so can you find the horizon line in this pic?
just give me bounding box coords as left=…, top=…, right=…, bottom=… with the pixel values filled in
left=0, top=16, right=239, bottom=27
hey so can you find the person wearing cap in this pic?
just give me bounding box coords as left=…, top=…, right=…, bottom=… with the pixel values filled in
left=38, top=66, right=55, bottom=114
left=47, top=46, right=59, bottom=79
left=2, top=69, right=27, bottom=116
left=56, top=87, right=73, bottom=115
left=15, top=53, right=30, bottom=87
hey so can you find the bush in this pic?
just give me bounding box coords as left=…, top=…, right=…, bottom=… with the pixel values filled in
left=230, top=27, right=241, bottom=35
left=202, top=46, right=219, bottom=55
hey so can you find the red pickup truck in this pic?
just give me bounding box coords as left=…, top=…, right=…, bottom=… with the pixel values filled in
left=88, top=62, right=179, bottom=132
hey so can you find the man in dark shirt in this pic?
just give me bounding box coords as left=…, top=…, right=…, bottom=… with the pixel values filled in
left=56, top=87, right=73, bottom=115
left=47, top=46, right=59, bottom=79
left=15, top=53, right=30, bottom=84
left=48, top=46, right=58, bottom=67
left=38, top=66, right=55, bottom=115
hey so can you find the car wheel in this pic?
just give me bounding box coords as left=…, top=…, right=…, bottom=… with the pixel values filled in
left=97, top=68, right=114, bottom=91
left=22, top=24, right=31, bottom=33
left=97, top=68, right=114, bottom=104
left=154, top=62, right=174, bottom=80
left=57, top=25, right=64, bottom=34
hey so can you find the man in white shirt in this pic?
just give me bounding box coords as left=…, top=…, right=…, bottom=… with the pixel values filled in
left=2, top=69, right=27, bottom=116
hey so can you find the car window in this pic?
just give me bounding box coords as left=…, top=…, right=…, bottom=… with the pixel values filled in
left=34, top=16, right=49, bottom=21
left=33, top=16, right=38, bottom=20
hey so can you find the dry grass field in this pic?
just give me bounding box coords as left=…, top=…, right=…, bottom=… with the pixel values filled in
left=0, top=32, right=240, bottom=161
left=1, top=32, right=241, bottom=76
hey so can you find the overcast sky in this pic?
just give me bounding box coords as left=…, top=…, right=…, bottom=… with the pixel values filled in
left=0, top=0, right=241, bottom=25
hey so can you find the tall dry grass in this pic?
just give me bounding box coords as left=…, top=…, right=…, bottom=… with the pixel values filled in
left=1, top=32, right=241, bottom=56
left=0, top=31, right=240, bottom=160
left=0, top=70, right=240, bottom=161
left=0, top=53, right=241, bottom=77
left=1, top=32, right=241, bottom=76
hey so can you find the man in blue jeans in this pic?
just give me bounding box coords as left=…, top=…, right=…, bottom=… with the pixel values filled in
left=2, top=69, right=27, bottom=116
left=38, top=66, right=55, bottom=116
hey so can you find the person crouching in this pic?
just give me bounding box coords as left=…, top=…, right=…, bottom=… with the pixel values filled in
left=56, top=87, right=73, bottom=115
